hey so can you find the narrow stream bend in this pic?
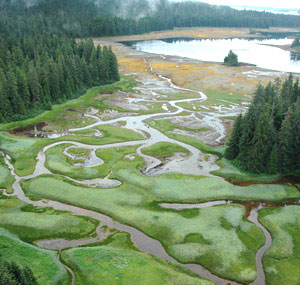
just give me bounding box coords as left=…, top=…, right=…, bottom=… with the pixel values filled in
left=58, top=251, right=75, bottom=285
left=161, top=200, right=295, bottom=285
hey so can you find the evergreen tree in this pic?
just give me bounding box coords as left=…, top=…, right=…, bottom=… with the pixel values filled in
left=6, top=70, right=26, bottom=115
left=224, top=50, right=239, bottom=66
left=0, top=256, right=38, bottom=285
left=273, top=95, right=284, bottom=131
left=226, top=75, right=300, bottom=174
left=225, top=114, right=243, bottom=160
left=267, top=144, right=279, bottom=174
left=237, top=105, right=257, bottom=167
left=291, top=37, right=300, bottom=48
left=0, top=2, right=120, bottom=123
left=278, top=109, right=293, bottom=173
left=245, top=105, right=276, bottom=173
left=290, top=99, right=300, bottom=170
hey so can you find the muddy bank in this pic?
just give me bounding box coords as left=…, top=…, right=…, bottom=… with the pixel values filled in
left=10, top=122, right=47, bottom=137
left=161, top=199, right=300, bottom=218
left=58, top=251, right=75, bottom=285
left=36, top=224, right=113, bottom=250
left=225, top=175, right=300, bottom=192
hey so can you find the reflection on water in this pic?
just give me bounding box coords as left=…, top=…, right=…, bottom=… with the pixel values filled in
left=123, top=37, right=300, bottom=73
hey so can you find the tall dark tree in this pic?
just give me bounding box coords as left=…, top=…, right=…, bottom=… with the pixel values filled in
left=278, top=109, right=293, bottom=173
left=226, top=75, right=300, bottom=174
left=0, top=4, right=120, bottom=123
left=224, top=50, right=239, bottom=66
left=0, top=257, right=38, bottom=285
left=225, top=114, right=243, bottom=160
left=290, top=99, right=300, bottom=170
left=237, top=105, right=257, bottom=168
left=291, top=37, right=300, bottom=49
left=245, top=105, right=276, bottom=173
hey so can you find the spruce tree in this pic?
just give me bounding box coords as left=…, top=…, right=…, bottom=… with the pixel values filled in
left=225, top=114, right=243, bottom=160
left=237, top=105, right=257, bottom=168
left=0, top=257, right=37, bottom=285
left=244, top=105, right=276, bottom=173
left=273, top=95, right=284, bottom=131
left=267, top=144, right=279, bottom=174
left=290, top=99, right=300, bottom=170
left=278, top=109, right=293, bottom=173
left=0, top=74, right=12, bottom=120
left=6, top=70, right=26, bottom=115
left=224, top=50, right=238, bottom=66
left=226, top=75, right=300, bottom=174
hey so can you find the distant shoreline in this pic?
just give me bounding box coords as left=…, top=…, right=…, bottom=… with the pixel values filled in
left=260, top=43, right=300, bottom=53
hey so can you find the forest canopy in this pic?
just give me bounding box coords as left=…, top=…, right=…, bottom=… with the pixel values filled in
left=0, top=256, right=37, bottom=285
left=1, top=0, right=300, bottom=123
left=0, top=0, right=119, bottom=123
left=225, top=75, right=300, bottom=174
left=2, top=0, right=300, bottom=38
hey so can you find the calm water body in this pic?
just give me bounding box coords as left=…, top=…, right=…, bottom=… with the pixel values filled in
left=124, top=38, right=300, bottom=73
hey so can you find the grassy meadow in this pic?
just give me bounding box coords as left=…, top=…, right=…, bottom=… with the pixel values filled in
left=61, top=232, right=214, bottom=285
left=259, top=206, right=300, bottom=285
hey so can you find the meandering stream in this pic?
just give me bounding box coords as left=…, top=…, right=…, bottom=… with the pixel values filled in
left=1, top=152, right=240, bottom=285
left=0, top=63, right=283, bottom=285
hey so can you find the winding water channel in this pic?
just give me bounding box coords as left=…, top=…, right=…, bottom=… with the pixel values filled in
left=1, top=63, right=295, bottom=284
left=1, top=152, right=239, bottom=285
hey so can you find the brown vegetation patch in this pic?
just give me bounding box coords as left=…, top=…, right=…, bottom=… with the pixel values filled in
left=10, top=122, right=46, bottom=137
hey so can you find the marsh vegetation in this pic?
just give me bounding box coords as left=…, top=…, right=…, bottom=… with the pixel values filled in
left=1, top=1, right=300, bottom=284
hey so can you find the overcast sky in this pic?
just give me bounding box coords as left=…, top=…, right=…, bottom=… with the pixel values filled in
left=172, top=0, right=300, bottom=9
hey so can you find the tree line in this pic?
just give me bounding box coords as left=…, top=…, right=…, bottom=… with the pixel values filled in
left=0, top=255, right=37, bottom=285
left=2, top=0, right=300, bottom=40
left=225, top=75, right=300, bottom=174
left=0, top=1, right=119, bottom=123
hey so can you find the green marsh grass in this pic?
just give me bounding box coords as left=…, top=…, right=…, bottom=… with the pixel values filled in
left=61, top=232, right=213, bottom=285
left=0, top=195, right=98, bottom=243
left=0, top=229, right=70, bottom=284
left=23, top=175, right=273, bottom=283
left=259, top=206, right=300, bottom=285
left=141, top=142, right=190, bottom=160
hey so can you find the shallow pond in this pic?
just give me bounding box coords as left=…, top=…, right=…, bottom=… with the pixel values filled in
left=122, top=37, right=300, bottom=73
